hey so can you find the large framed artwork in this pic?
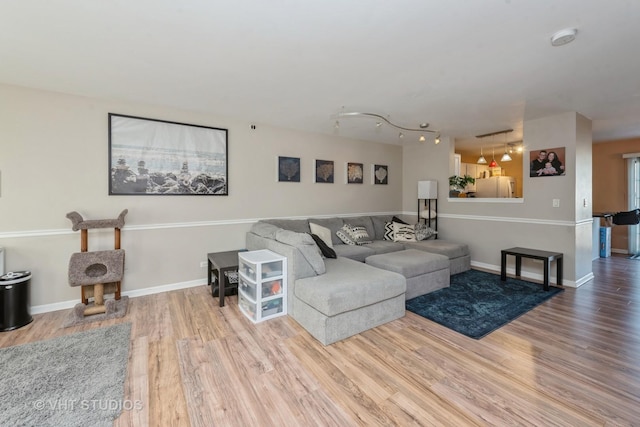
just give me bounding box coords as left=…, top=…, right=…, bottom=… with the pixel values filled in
left=277, top=156, right=301, bottom=182
left=529, top=147, right=566, bottom=177
left=314, top=159, right=334, bottom=183
left=108, top=114, right=228, bottom=195
left=346, top=162, right=364, bottom=184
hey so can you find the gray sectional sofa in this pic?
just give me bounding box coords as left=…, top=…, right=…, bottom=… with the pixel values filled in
left=246, top=215, right=470, bottom=345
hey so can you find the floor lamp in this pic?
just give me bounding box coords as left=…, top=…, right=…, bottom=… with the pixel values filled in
left=418, top=180, right=438, bottom=239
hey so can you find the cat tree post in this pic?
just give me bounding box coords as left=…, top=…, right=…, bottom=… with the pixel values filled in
left=67, top=209, right=127, bottom=317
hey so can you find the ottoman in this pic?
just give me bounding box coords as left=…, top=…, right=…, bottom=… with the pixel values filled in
left=365, top=249, right=450, bottom=300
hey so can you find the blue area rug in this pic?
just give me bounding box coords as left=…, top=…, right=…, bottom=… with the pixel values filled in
left=406, top=270, right=564, bottom=339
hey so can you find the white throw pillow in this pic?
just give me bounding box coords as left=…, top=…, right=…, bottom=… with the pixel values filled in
left=393, top=222, right=417, bottom=242
left=309, top=222, right=334, bottom=248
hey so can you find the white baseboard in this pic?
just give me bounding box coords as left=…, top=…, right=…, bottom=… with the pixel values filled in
left=30, top=278, right=206, bottom=315
left=470, top=261, right=586, bottom=288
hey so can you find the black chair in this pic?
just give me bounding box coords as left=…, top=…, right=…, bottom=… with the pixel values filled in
left=612, top=209, right=640, bottom=225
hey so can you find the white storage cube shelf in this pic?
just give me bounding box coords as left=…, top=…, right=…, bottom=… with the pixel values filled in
left=238, top=249, right=287, bottom=323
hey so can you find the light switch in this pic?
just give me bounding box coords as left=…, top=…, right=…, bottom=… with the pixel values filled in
left=553, top=199, right=560, bottom=208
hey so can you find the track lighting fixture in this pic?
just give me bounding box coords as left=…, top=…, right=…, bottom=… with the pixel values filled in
left=334, top=111, right=439, bottom=143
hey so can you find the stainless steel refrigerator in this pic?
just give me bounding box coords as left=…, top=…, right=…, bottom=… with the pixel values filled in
left=475, top=176, right=516, bottom=198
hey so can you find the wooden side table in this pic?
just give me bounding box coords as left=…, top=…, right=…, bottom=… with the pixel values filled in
left=208, top=250, right=243, bottom=307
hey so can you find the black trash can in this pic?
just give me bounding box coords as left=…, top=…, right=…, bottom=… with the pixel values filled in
left=0, top=271, right=33, bottom=332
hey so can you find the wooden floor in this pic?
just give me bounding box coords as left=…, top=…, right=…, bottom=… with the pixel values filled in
left=2, top=256, right=640, bottom=426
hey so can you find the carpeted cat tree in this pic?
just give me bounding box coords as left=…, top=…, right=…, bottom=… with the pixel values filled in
left=66, top=209, right=128, bottom=318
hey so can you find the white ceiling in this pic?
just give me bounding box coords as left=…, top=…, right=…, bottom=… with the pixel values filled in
left=2, top=1, right=640, bottom=150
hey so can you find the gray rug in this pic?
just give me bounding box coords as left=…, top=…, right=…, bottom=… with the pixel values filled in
left=62, top=296, right=129, bottom=328
left=0, top=323, right=132, bottom=427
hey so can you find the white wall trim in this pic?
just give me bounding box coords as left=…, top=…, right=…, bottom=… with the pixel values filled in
left=30, top=278, right=206, bottom=315
left=470, top=260, right=590, bottom=288
left=402, top=212, right=582, bottom=227
left=0, top=211, right=401, bottom=240
left=447, top=198, right=525, bottom=204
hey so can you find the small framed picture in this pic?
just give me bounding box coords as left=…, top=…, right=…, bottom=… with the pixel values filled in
left=314, top=159, right=334, bottom=183
left=277, top=156, right=301, bottom=182
left=372, top=164, right=388, bottom=185
left=345, top=162, right=364, bottom=184
left=529, top=147, right=566, bottom=177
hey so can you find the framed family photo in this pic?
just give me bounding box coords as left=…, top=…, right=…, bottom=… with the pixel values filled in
left=529, top=147, right=566, bottom=177
left=109, top=114, right=228, bottom=195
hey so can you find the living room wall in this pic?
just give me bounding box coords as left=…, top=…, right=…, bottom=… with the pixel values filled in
left=401, top=112, right=593, bottom=287
left=0, top=84, right=403, bottom=311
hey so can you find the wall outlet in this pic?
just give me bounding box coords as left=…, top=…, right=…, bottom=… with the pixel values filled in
left=200, top=261, right=207, bottom=268
left=552, top=199, right=560, bottom=208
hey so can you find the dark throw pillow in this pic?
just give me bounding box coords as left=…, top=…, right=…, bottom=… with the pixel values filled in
left=309, top=233, right=337, bottom=258
left=392, top=215, right=408, bottom=225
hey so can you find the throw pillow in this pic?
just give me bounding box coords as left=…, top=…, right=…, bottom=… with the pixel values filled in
left=309, top=233, right=337, bottom=258
left=393, top=222, right=417, bottom=242
left=415, top=223, right=438, bottom=241
left=383, top=221, right=395, bottom=241
left=336, top=228, right=356, bottom=245
left=392, top=215, right=408, bottom=225
left=309, top=222, right=334, bottom=248
left=343, top=224, right=373, bottom=245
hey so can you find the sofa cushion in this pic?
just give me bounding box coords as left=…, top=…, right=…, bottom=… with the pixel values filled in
left=343, top=216, right=375, bottom=240
left=262, top=219, right=311, bottom=234
left=294, top=257, right=406, bottom=317
left=309, top=218, right=344, bottom=245
left=333, top=244, right=376, bottom=262
left=365, top=249, right=449, bottom=278
left=275, top=229, right=325, bottom=274
left=309, top=222, right=333, bottom=248
left=371, top=215, right=393, bottom=240
left=250, top=222, right=281, bottom=239
left=365, top=240, right=406, bottom=255
left=404, top=240, right=470, bottom=259
left=309, top=233, right=337, bottom=259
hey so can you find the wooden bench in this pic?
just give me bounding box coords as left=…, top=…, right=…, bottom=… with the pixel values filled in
left=500, top=247, right=563, bottom=291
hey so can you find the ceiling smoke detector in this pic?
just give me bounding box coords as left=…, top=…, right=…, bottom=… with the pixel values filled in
left=551, top=28, right=578, bottom=47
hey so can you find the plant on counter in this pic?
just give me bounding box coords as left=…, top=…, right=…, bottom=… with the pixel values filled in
left=449, top=175, right=476, bottom=196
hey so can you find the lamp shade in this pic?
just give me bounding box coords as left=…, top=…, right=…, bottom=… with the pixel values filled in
left=418, top=180, right=438, bottom=199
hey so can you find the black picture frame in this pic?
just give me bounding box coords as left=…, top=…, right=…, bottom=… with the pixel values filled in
left=314, top=159, right=334, bottom=183
left=108, top=114, right=228, bottom=195
left=278, top=156, right=301, bottom=182
left=372, top=164, right=388, bottom=185
left=346, top=162, right=364, bottom=184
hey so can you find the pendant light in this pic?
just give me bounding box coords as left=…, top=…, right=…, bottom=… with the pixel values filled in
left=489, top=147, right=498, bottom=168
left=500, top=132, right=512, bottom=162
left=477, top=146, right=487, bottom=164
